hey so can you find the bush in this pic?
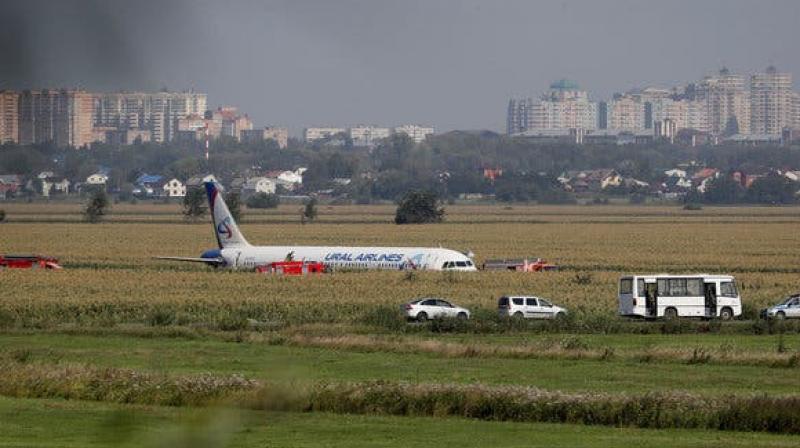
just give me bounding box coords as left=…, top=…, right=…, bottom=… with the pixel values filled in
left=83, top=189, right=110, bottom=223
left=182, top=188, right=207, bottom=221
left=0, top=209, right=5, bottom=222
left=246, top=192, right=280, bottom=209
left=683, top=202, right=703, bottom=211
left=395, top=190, right=444, bottom=224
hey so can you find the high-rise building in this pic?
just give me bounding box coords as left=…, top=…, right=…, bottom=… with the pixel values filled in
left=750, top=66, right=793, bottom=135
left=507, top=98, right=534, bottom=134
left=93, top=91, right=207, bottom=142
left=607, top=94, right=644, bottom=131
left=793, top=91, right=800, bottom=130
left=508, top=80, right=596, bottom=134
left=0, top=90, right=19, bottom=144
left=211, top=106, right=252, bottom=141
left=18, top=89, right=95, bottom=147
left=696, top=68, right=750, bottom=136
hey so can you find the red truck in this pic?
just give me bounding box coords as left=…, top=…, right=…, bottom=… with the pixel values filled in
left=0, top=255, right=63, bottom=270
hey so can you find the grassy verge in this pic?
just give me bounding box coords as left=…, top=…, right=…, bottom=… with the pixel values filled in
left=1, top=362, right=800, bottom=435
left=1, top=332, right=799, bottom=395
left=3, top=396, right=800, bottom=448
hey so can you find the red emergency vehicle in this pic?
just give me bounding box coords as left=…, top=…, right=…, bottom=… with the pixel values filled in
left=0, top=255, right=63, bottom=270
left=255, top=261, right=325, bottom=275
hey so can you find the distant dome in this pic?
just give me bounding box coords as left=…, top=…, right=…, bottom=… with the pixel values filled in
left=549, top=79, right=580, bottom=90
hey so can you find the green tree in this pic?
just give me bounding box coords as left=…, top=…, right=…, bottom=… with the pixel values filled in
left=746, top=174, right=797, bottom=204
left=702, top=176, right=744, bottom=204
left=301, top=197, right=318, bottom=224
left=246, top=192, right=280, bottom=209
left=225, top=191, right=243, bottom=222
left=83, top=189, right=110, bottom=223
left=182, top=187, right=207, bottom=221
left=395, top=190, right=445, bottom=224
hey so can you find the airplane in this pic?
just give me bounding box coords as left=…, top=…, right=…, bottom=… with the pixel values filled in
left=157, top=182, right=478, bottom=272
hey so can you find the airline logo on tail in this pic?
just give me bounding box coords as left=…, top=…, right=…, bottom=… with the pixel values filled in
left=216, top=217, right=233, bottom=239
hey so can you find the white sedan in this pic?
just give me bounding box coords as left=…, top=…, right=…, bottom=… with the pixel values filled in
left=401, top=298, right=470, bottom=322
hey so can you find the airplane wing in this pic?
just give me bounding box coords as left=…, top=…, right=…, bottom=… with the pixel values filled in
left=154, top=256, right=226, bottom=266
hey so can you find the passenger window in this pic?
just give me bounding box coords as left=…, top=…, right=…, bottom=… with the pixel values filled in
left=686, top=279, right=702, bottom=296
left=668, top=279, right=688, bottom=296
left=422, top=299, right=436, bottom=306
left=636, top=279, right=645, bottom=297
left=526, top=298, right=537, bottom=306
left=539, top=299, right=552, bottom=307
left=466, top=261, right=473, bottom=267
left=512, top=298, right=524, bottom=306
left=619, top=279, right=632, bottom=294
left=456, top=261, right=467, bottom=267
left=437, top=300, right=453, bottom=307
left=720, top=282, right=737, bottom=298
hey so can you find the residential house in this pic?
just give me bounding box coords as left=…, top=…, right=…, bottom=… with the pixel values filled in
left=0, top=174, right=22, bottom=199
left=41, top=177, right=70, bottom=197
left=243, top=177, right=276, bottom=195
left=782, top=170, right=800, bottom=182
left=162, top=178, right=186, bottom=197
left=86, top=173, right=109, bottom=185
left=186, top=174, right=220, bottom=189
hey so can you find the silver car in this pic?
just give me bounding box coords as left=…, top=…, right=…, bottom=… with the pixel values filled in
left=762, top=294, right=800, bottom=319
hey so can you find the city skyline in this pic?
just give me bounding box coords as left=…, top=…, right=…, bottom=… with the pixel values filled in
left=2, top=0, right=800, bottom=134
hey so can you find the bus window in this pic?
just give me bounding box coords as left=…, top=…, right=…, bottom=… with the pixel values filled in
left=687, top=279, right=702, bottom=296
left=720, top=282, right=737, bottom=297
left=668, top=278, right=688, bottom=296
left=619, top=278, right=633, bottom=294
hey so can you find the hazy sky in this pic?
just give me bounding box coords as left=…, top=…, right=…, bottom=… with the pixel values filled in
left=1, top=0, right=799, bottom=134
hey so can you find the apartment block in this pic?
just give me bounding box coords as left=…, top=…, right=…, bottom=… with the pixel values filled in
left=508, top=80, right=597, bottom=134
left=349, top=125, right=391, bottom=146
left=696, top=68, right=750, bottom=135
left=240, top=126, right=289, bottom=148
left=18, top=89, right=95, bottom=147
left=750, top=66, right=793, bottom=134
left=304, top=127, right=346, bottom=142
left=393, top=124, right=434, bottom=143
left=93, top=91, right=207, bottom=142
left=0, top=90, right=19, bottom=144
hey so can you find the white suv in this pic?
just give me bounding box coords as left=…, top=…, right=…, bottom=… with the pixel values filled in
left=498, top=296, right=567, bottom=319
left=402, top=298, right=470, bottom=322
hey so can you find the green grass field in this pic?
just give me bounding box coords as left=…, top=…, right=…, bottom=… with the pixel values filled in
left=1, top=202, right=800, bottom=445
left=4, top=396, right=800, bottom=448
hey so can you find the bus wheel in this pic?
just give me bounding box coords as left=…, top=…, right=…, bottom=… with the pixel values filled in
left=719, top=307, right=733, bottom=321
left=664, top=308, right=678, bottom=320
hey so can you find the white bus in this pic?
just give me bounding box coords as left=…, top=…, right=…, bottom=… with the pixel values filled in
left=618, top=274, right=742, bottom=320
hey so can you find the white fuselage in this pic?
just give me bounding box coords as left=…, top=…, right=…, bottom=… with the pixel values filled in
left=218, top=245, right=477, bottom=272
